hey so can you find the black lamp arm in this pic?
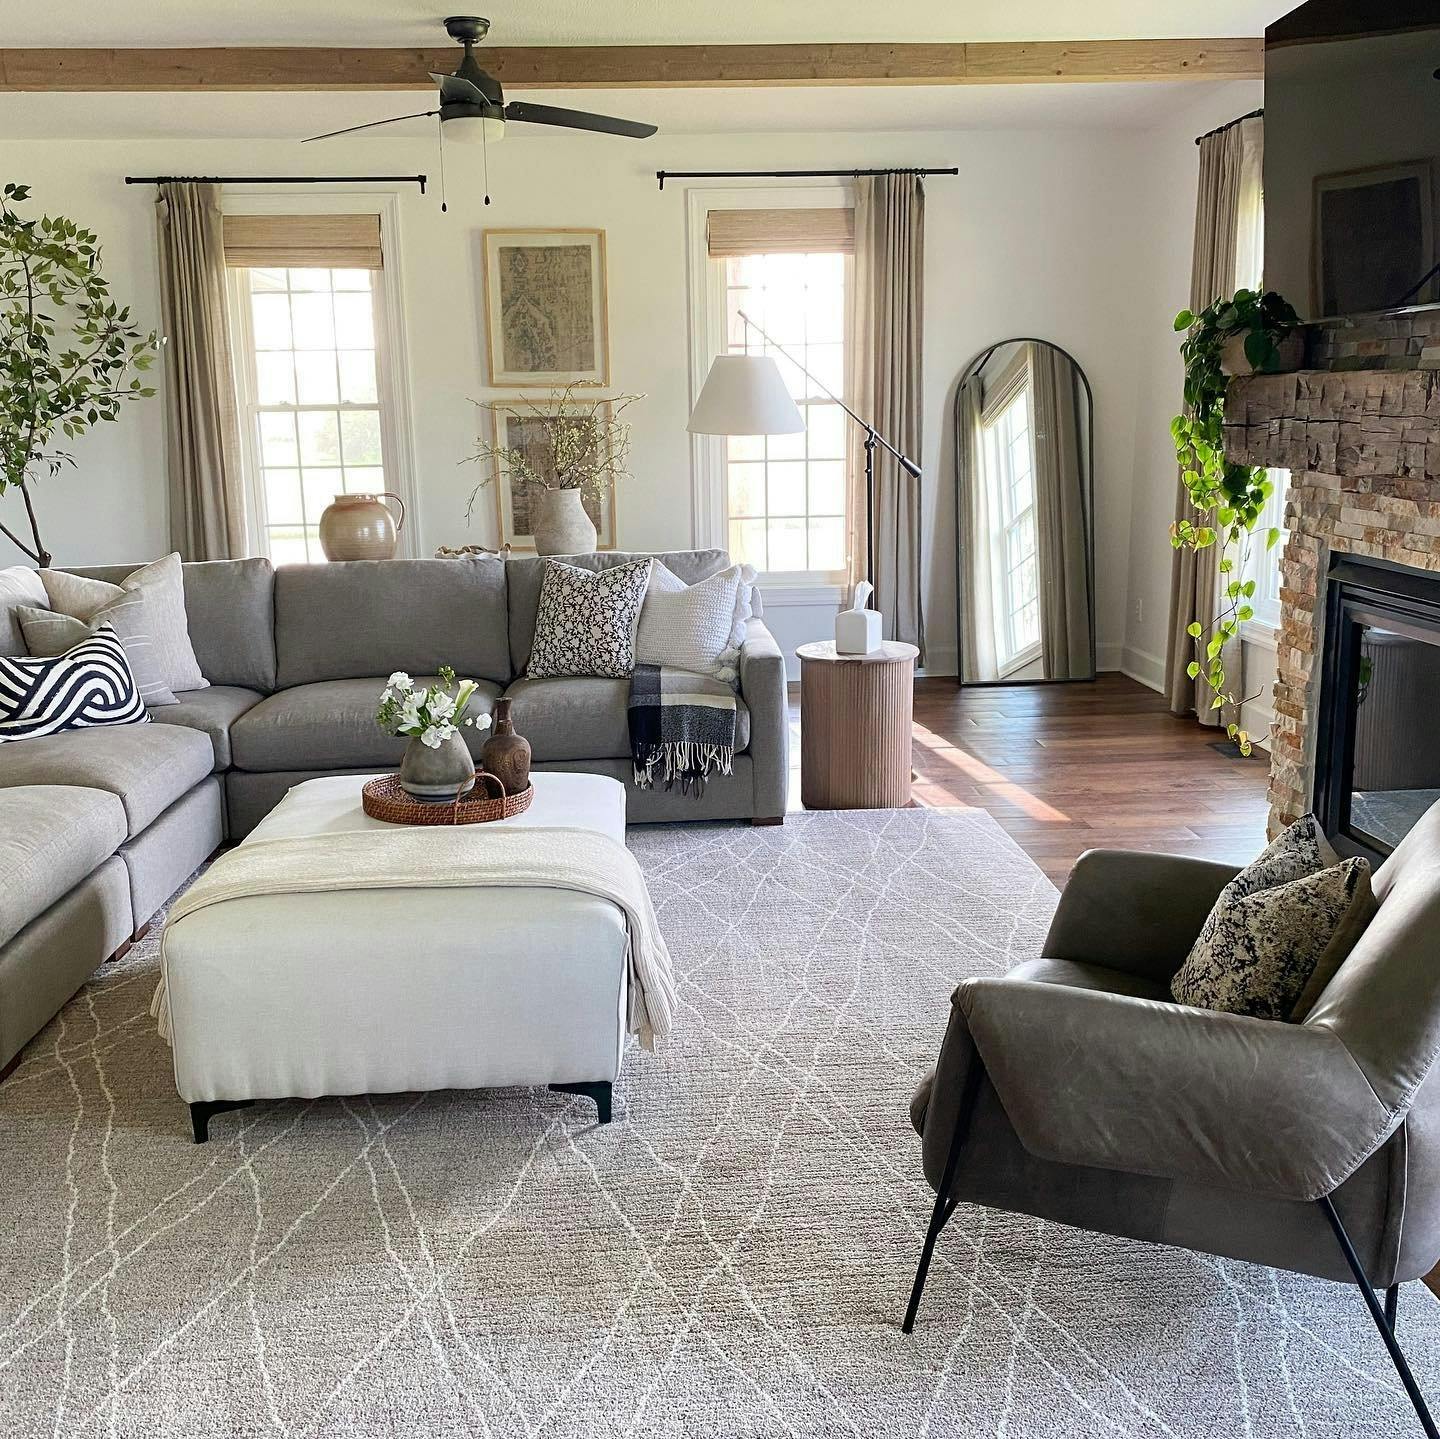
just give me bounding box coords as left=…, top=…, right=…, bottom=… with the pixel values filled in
left=736, top=309, right=921, bottom=477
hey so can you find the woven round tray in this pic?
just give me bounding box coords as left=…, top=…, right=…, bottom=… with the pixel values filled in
left=361, top=772, right=534, bottom=826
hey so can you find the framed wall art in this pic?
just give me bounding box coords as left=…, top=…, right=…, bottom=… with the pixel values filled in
left=483, top=228, right=610, bottom=387
left=487, top=399, right=617, bottom=551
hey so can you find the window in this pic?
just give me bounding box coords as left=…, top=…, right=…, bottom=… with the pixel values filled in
left=225, top=207, right=412, bottom=565
left=721, top=250, right=849, bottom=577
left=1245, top=467, right=1289, bottom=630
left=981, top=372, right=1041, bottom=672
left=235, top=267, right=390, bottom=564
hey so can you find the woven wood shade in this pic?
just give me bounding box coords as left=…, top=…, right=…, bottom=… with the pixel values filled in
left=222, top=213, right=383, bottom=269
left=706, top=208, right=855, bottom=258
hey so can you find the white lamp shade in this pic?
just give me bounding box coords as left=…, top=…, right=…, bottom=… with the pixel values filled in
left=687, top=354, right=805, bottom=436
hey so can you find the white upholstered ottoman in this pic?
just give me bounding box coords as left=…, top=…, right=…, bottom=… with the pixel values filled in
left=162, top=772, right=631, bottom=1141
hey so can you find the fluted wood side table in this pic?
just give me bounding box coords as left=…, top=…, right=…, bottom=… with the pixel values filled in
left=797, top=640, right=919, bottom=810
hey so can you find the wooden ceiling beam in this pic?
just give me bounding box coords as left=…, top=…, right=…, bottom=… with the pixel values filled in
left=0, top=38, right=1263, bottom=93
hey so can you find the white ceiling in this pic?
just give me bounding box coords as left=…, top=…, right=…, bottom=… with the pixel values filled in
left=0, top=80, right=1259, bottom=142
left=0, top=0, right=1290, bottom=48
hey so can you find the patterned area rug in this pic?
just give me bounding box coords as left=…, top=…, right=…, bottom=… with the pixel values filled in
left=1, top=807, right=1436, bottom=1438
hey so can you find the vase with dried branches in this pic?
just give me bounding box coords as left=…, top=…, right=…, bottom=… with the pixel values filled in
left=466, top=382, right=642, bottom=555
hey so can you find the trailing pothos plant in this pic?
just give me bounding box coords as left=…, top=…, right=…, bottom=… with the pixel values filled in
left=0, top=182, right=159, bottom=567
left=1170, top=287, right=1300, bottom=754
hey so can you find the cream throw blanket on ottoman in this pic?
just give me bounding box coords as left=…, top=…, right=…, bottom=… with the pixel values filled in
left=153, top=825, right=677, bottom=1049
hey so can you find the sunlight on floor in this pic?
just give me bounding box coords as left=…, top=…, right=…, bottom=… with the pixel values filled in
left=910, top=722, right=1072, bottom=822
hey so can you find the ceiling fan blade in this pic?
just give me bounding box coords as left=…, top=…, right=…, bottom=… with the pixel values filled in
left=502, top=101, right=657, bottom=139
left=303, top=109, right=439, bottom=143
left=430, top=71, right=492, bottom=107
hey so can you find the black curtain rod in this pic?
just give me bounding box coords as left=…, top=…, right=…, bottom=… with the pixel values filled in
left=125, top=174, right=428, bottom=192
left=1194, top=109, right=1263, bottom=146
left=656, top=166, right=956, bottom=191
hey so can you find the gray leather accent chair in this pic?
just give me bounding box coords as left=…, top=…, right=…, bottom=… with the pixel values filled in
left=906, top=805, right=1440, bottom=1435
left=0, top=549, right=788, bottom=1078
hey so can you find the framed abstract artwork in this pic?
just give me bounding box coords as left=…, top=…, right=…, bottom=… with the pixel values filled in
left=482, top=229, right=610, bottom=387
left=1313, top=162, right=1435, bottom=317
left=488, top=400, right=617, bottom=551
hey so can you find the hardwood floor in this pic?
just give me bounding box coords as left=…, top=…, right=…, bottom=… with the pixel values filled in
left=791, top=672, right=1272, bottom=884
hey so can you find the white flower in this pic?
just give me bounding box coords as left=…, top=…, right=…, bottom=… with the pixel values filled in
left=387, top=671, right=413, bottom=691
left=473, top=713, right=492, bottom=731
left=428, top=690, right=457, bottom=721
left=420, top=724, right=446, bottom=749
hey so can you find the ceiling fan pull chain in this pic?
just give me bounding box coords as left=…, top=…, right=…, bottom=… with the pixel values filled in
left=438, top=116, right=449, bottom=213
left=481, top=115, right=492, bottom=206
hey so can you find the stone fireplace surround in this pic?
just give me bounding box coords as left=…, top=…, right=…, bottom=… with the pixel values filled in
left=1224, top=324, right=1440, bottom=834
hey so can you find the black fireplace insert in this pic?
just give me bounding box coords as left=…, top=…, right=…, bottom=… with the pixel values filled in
left=1314, top=556, right=1440, bottom=861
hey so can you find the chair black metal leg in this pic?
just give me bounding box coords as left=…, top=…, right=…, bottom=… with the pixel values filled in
left=189, top=1099, right=253, bottom=1144
left=549, top=1081, right=612, bottom=1124
left=1317, top=1196, right=1437, bottom=1439
left=903, top=1053, right=984, bottom=1334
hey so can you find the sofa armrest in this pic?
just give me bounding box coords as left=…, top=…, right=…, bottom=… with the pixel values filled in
left=739, top=617, right=789, bottom=820
left=1042, top=849, right=1240, bottom=983
left=958, top=977, right=1393, bottom=1201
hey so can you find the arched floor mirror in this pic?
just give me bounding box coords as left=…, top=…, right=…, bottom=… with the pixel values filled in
left=953, top=338, right=1096, bottom=686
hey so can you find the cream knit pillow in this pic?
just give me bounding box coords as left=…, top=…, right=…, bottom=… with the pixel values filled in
left=635, top=562, right=756, bottom=684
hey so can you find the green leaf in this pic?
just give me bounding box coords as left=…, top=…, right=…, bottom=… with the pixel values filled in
left=1186, top=661, right=1200, bottom=679
left=1267, top=527, right=1282, bottom=550
left=1186, top=621, right=1203, bottom=638
left=1174, top=309, right=1195, bottom=331
left=1238, top=604, right=1254, bottom=621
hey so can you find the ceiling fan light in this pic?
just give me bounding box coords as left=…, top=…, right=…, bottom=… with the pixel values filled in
left=445, top=114, right=506, bottom=145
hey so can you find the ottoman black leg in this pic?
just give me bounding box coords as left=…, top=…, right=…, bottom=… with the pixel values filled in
left=190, top=1099, right=253, bottom=1144
left=549, top=1081, right=613, bottom=1125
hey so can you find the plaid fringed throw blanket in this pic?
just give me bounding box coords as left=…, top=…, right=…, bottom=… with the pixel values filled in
left=628, top=663, right=737, bottom=796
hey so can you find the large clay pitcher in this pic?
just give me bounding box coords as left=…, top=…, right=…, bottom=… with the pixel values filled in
left=533, top=488, right=598, bottom=557
left=319, top=492, right=406, bottom=561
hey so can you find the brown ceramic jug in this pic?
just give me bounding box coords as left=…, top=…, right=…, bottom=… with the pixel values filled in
left=480, top=697, right=532, bottom=795
left=318, top=492, right=406, bottom=561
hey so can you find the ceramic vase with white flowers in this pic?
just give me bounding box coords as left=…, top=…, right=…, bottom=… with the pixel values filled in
left=375, top=667, right=491, bottom=802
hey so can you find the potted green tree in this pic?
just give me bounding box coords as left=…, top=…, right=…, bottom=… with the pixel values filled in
left=0, top=182, right=158, bottom=566
left=1170, top=288, right=1301, bottom=754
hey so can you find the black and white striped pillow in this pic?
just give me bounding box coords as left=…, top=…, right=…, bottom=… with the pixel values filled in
left=0, top=622, right=149, bottom=743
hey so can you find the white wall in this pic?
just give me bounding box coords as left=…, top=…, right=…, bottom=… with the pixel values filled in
left=0, top=114, right=1245, bottom=676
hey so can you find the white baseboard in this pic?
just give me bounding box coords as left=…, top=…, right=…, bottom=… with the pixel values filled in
left=1097, top=641, right=1165, bottom=694
left=916, top=644, right=957, bottom=679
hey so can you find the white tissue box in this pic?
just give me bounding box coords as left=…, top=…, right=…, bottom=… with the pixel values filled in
left=835, top=606, right=883, bottom=655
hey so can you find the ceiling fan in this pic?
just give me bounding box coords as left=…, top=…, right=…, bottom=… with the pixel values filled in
left=303, top=15, right=659, bottom=147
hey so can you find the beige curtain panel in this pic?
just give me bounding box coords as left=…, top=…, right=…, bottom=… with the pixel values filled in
left=156, top=182, right=247, bottom=562
left=221, top=213, right=384, bottom=270
left=849, top=173, right=925, bottom=657
left=705, top=208, right=855, bottom=258
left=1029, top=343, right=1092, bottom=680
left=1165, top=117, right=1254, bottom=722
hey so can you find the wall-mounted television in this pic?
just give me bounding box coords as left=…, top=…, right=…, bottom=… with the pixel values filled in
left=1265, top=0, right=1440, bottom=320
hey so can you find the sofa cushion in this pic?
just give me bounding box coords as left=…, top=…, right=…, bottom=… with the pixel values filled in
left=0, top=723, right=213, bottom=836
left=506, top=550, right=733, bottom=676
left=0, top=785, right=129, bottom=948
left=150, top=685, right=266, bottom=771
left=66, top=558, right=277, bottom=692
left=0, top=566, right=48, bottom=656
left=19, top=599, right=178, bottom=707
left=44, top=554, right=207, bottom=693
left=504, top=675, right=750, bottom=761
left=231, top=677, right=503, bottom=772
left=274, top=557, right=508, bottom=690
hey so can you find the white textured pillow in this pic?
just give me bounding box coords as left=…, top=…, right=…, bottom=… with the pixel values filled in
left=41, top=553, right=207, bottom=694
left=635, top=562, right=756, bottom=683
left=0, top=565, right=48, bottom=656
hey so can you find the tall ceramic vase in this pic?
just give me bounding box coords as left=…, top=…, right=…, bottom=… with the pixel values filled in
left=533, top=488, right=597, bottom=556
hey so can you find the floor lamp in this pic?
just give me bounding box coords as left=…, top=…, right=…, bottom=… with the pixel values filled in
left=687, top=310, right=921, bottom=605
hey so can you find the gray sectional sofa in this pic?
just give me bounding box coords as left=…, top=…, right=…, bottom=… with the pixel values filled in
left=0, top=548, right=788, bottom=1076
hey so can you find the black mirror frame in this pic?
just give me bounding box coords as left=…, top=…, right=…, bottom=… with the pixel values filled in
left=952, top=336, right=1097, bottom=688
